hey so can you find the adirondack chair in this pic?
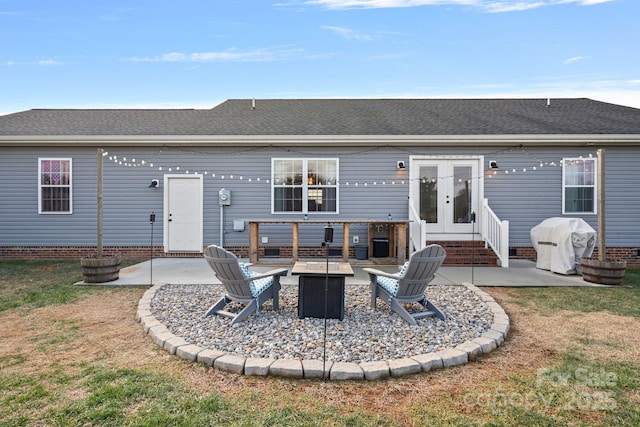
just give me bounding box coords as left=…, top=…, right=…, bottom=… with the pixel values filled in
left=363, top=244, right=447, bottom=325
left=203, top=245, right=288, bottom=324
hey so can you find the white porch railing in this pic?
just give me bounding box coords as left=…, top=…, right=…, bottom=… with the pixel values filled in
left=480, top=198, right=510, bottom=268
left=408, top=200, right=426, bottom=255
left=408, top=198, right=509, bottom=267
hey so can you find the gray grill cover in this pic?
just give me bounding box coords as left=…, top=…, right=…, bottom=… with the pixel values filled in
left=531, top=218, right=596, bottom=275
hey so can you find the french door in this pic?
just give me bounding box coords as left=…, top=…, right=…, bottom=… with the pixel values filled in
left=410, top=158, right=481, bottom=235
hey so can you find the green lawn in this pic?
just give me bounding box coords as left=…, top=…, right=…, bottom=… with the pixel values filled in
left=1, top=260, right=638, bottom=426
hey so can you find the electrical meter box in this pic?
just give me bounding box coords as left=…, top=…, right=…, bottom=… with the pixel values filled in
left=218, top=188, right=231, bottom=206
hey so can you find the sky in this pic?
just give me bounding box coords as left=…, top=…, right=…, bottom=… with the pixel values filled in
left=1, top=0, right=639, bottom=115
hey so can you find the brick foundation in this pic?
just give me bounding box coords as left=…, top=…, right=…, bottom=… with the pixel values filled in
left=510, top=246, right=640, bottom=267
left=2, top=245, right=638, bottom=267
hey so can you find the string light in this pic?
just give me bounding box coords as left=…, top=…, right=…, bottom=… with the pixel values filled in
left=102, top=147, right=596, bottom=187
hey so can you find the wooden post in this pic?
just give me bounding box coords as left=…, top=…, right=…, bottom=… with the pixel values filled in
left=249, top=222, right=259, bottom=263
left=397, top=223, right=407, bottom=265
left=597, top=149, right=605, bottom=262
left=342, top=223, right=349, bottom=262
left=97, top=148, right=104, bottom=258
left=292, top=222, right=299, bottom=262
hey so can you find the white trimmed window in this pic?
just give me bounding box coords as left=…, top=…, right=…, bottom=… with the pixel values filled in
left=39, top=158, right=72, bottom=214
left=272, top=158, right=338, bottom=213
left=562, top=157, right=596, bottom=214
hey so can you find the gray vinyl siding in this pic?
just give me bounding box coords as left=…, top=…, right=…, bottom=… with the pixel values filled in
left=1, top=144, right=639, bottom=250
left=483, top=147, right=640, bottom=247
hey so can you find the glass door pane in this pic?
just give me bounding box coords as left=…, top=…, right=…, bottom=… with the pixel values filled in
left=452, top=166, right=472, bottom=224
left=419, top=166, right=438, bottom=223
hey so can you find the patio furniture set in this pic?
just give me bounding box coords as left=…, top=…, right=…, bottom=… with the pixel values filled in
left=203, top=244, right=447, bottom=326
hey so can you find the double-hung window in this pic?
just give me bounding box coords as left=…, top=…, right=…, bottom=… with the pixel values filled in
left=562, top=157, right=596, bottom=214
left=272, top=158, right=338, bottom=213
left=39, top=158, right=72, bottom=214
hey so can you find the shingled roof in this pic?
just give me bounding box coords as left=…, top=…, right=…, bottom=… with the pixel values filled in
left=1, top=98, right=640, bottom=136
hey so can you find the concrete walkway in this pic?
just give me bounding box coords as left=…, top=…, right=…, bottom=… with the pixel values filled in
left=82, top=258, right=607, bottom=287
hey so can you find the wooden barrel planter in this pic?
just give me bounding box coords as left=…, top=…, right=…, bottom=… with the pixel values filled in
left=81, top=255, right=122, bottom=283
left=581, top=258, right=626, bottom=285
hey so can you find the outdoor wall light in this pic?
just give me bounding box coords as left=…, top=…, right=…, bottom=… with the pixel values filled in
left=489, top=160, right=499, bottom=170
left=148, top=179, right=159, bottom=188
left=397, top=161, right=406, bottom=170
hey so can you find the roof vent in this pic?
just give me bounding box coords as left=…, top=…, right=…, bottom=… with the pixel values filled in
left=252, top=98, right=256, bottom=110
left=547, top=98, right=551, bottom=107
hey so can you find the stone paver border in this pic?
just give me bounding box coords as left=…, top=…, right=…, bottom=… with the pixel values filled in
left=137, top=282, right=509, bottom=380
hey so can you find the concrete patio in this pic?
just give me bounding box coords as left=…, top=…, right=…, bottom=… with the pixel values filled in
left=81, top=257, right=606, bottom=287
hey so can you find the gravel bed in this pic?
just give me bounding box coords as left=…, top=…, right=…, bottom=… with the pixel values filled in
left=150, top=283, right=494, bottom=364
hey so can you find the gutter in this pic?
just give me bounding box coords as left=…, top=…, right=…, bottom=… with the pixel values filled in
left=0, top=134, right=639, bottom=147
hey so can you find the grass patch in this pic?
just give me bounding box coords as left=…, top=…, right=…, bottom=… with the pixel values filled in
left=504, top=268, right=640, bottom=317
left=0, top=259, right=140, bottom=313
left=0, top=260, right=95, bottom=312
left=1, top=261, right=638, bottom=426
left=2, top=366, right=387, bottom=427
left=409, top=354, right=639, bottom=427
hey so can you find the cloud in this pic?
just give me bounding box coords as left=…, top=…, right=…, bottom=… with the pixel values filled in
left=579, top=0, right=614, bottom=4
left=37, top=59, right=62, bottom=66
left=321, top=25, right=374, bottom=40
left=129, top=46, right=304, bottom=63
left=482, top=2, right=547, bottom=13
left=301, top=0, right=615, bottom=12
left=563, top=56, right=588, bottom=65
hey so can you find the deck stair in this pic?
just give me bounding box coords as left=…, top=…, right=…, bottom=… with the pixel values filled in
left=426, top=240, right=498, bottom=266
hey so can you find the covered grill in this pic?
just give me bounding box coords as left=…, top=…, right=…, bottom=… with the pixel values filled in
left=531, top=217, right=596, bottom=275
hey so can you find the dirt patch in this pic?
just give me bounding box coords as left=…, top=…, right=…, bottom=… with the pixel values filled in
left=1, top=286, right=637, bottom=419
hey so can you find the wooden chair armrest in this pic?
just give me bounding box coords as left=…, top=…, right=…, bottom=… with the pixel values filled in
left=246, top=268, right=288, bottom=281
left=362, top=268, right=401, bottom=280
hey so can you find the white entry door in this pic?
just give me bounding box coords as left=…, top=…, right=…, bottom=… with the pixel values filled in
left=164, top=175, right=203, bottom=252
left=410, top=158, right=482, bottom=235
